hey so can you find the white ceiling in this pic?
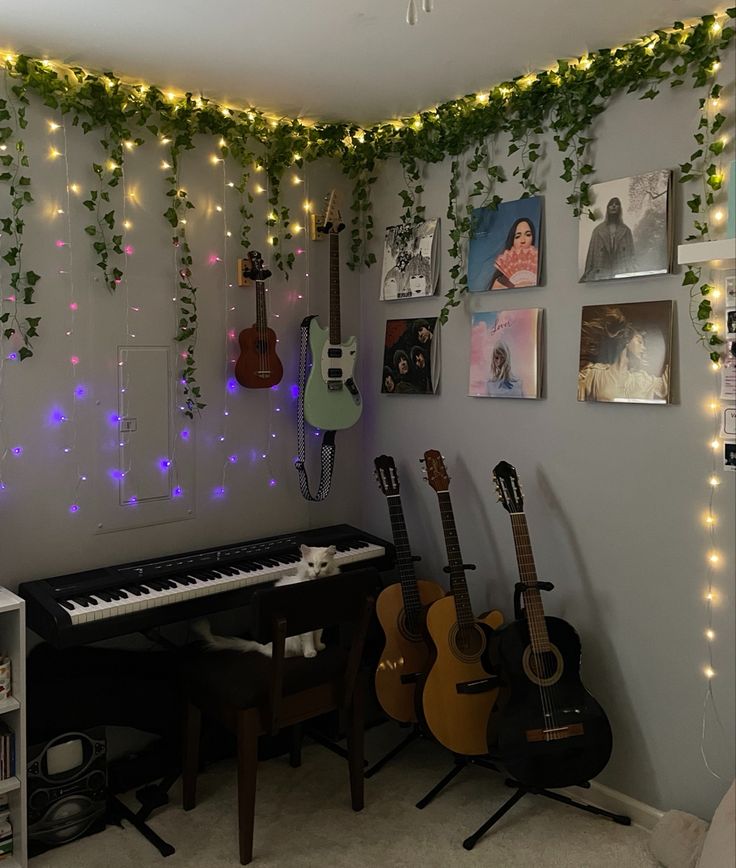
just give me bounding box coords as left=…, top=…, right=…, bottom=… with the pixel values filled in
left=0, top=1, right=721, bottom=124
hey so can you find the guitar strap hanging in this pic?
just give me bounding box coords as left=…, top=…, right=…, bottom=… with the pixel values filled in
left=295, top=315, right=336, bottom=501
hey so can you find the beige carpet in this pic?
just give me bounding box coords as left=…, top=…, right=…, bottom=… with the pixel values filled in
left=31, top=726, right=658, bottom=867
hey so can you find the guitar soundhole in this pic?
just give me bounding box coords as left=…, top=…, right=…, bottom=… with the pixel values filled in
left=449, top=623, right=486, bottom=663
left=398, top=609, right=422, bottom=642
left=522, top=645, right=564, bottom=687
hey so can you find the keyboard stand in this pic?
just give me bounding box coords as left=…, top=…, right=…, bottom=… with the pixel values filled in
left=107, top=790, right=176, bottom=857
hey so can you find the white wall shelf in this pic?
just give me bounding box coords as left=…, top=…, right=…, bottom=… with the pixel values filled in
left=677, top=238, right=736, bottom=266
left=0, top=588, right=26, bottom=868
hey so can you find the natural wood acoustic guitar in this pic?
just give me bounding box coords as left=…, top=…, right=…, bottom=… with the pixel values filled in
left=373, top=455, right=444, bottom=724
left=420, top=450, right=504, bottom=756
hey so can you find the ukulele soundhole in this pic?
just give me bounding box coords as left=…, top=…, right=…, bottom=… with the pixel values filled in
left=449, top=623, right=486, bottom=663
left=522, top=644, right=564, bottom=687
left=397, top=609, right=423, bottom=642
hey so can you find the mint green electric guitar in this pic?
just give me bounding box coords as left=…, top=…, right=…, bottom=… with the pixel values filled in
left=304, top=191, right=362, bottom=430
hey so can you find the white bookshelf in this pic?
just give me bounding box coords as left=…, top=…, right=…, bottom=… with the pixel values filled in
left=677, top=237, right=736, bottom=266
left=0, top=588, right=26, bottom=868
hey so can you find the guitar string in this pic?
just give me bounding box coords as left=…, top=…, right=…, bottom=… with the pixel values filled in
left=514, top=512, right=562, bottom=736
left=510, top=512, right=552, bottom=733
left=387, top=494, right=421, bottom=629
left=512, top=511, right=562, bottom=737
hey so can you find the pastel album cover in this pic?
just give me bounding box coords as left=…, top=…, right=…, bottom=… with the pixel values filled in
left=578, top=170, right=673, bottom=282
left=382, top=317, right=439, bottom=394
left=467, top=197, right=543, bottom=293
left=468, top=308, right=542, bottom=399
left=577, top=300, right=674, bottom=404
left=380, top=219, right=440, bottom=300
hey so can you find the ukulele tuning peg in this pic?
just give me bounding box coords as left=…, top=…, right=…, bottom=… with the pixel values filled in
left=419, top=457, right=426, bottom=463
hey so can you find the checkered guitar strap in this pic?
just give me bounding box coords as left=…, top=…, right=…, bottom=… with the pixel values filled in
left=295, top=315, right=336, bottom=501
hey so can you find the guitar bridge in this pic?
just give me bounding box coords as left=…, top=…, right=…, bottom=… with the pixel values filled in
left=525, top=723, right=585, bottom=743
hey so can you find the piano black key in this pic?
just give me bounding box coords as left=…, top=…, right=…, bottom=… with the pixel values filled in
left=97, top=592, right=114, bottom=602
left=60, top=600, right=74, bottom=610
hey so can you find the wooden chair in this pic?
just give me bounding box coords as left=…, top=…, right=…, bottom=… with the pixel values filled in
left=180, top=568, right=378, bottom=865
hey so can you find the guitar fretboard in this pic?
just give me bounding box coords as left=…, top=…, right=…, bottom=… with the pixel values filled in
left=255, top=281, right=268, bottom=341
left=437, top=491, right=474, bottom=628
left=509, top=511, right=551, bottom=651
left=386, top=495, right=422, bottom=625
left=329, top=233, right=341, bottom=345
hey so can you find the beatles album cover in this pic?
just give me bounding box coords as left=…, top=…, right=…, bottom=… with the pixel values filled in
left=380, top=219, right=440, bottom=300
left=381, top=317, right=439, bottom=394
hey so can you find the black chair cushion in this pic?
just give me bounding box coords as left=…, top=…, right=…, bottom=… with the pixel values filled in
left=182, top=642, right=347, bottom=710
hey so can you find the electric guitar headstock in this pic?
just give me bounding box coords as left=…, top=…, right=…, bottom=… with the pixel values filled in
left=374, top=455, right=400, bottom=498
left=242, top=250, right=272, bottom=283
left=421, top=449, right=450, bottom=493
left=318, top=190, right=345, bottom=236
left=493, top=460, right=524, bottom=514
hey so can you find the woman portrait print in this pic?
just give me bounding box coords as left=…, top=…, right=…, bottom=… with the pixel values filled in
left=581, top=197, right=636, bottom=282
left=467, top=197, right=543, bottom=293
left=577, top=303, right=672, bottom=403
left=488, top=218, right=539, bottom=290
left=486, top=341, right=523, bottom=397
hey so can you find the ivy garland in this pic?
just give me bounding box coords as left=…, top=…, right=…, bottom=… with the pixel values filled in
left=0, top=9, right=732, bottom=404
left=0, top=68, right=40, bottom=359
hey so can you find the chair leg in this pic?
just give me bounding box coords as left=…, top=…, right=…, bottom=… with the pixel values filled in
left=182, top=700, right=201, bottom=811
left=236, top=708, right=260, bottom=865
left=346, top=669, right=366, bottom=812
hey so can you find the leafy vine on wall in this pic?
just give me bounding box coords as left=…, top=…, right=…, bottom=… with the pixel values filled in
left=0, top=9, right=733, bottom=405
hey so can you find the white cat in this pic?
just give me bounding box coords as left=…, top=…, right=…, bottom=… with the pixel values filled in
left=193, top=544, right=340, bottom=659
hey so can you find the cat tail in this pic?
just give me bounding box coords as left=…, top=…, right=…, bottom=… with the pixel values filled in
left=191, top=618, right=265, bottom=654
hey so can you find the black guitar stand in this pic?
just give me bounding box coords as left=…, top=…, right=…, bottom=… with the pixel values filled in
left=514, top=580, right=554, bottom=619
left=462, top=777, right=631, bottom=850
left=365, top=724, right=423, bottom=779
left=107, top=784, right=177, bottom=858
left=415, top=754, right=500, bottom=809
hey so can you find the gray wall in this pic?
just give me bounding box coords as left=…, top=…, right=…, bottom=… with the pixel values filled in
left=0, top=95, right=360, bottom=588
left=358, top=69, right=735, bottom=818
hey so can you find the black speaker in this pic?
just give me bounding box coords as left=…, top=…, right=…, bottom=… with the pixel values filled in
left=27, top=727, right=107, bottom=856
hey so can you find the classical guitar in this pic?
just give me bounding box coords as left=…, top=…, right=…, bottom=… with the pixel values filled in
left=234, top=251, right=283, bottom=389
left=487, top=460, right=613, bottom=788
left=303, top=191, right=362, bottom=430
left=373, top=455, right=444, bottom=724
left=420, top=450, right=504, bottom=756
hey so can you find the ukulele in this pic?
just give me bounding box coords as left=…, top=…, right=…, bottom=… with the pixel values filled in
left=373, top=455, right=444, bottom=724
left=234, top=251, right=283, bottom=389
left=488, top=460, right=613, bottom=788
left=420, top=450, right=504, bottom=756
left=303, top=191, right=362, bottom=430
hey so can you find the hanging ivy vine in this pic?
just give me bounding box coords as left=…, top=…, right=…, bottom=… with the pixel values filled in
left=0, top=66, right=40, bottom=359
left=0, top=9, right=732, bottom=397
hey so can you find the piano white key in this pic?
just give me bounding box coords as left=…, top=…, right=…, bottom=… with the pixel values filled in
left=55, top=541, right=386, bottom=624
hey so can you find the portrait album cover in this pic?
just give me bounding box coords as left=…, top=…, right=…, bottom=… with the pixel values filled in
left=577, top=300, right=674, bottom=404
left=380, top=219, right=440, bottom=300
left=721, top=342, right=736, bottom=401
left=381, top=317, right=440, bottom=394
left=578, top=169, right=674, bottom=283
left=468, top=308, right=543, bottom=399
left=467, top=197, right=543, bottom=293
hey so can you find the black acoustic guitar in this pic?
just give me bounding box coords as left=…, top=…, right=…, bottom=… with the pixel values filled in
left=486, top=460, right=613, bottom=788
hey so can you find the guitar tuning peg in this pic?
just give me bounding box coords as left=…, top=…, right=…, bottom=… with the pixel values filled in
left=419, top=458, right=425, bottom=464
